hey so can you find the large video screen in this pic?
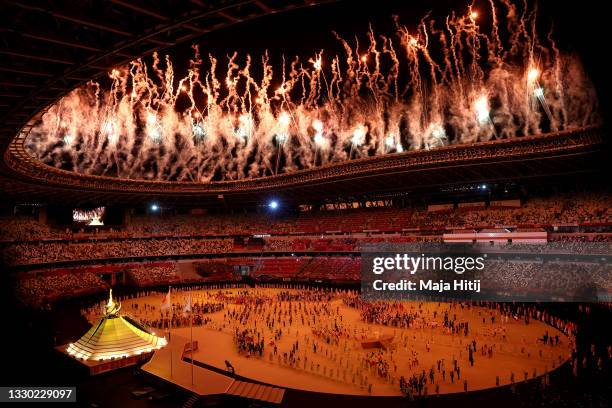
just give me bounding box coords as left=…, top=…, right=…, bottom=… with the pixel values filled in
left=72, top=207, right=105, bottom=226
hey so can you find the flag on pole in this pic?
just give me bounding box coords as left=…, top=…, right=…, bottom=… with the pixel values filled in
left=186, top=290, right=195, bottom=385
left=161, top=287, right=171, bottom=311
left=183, top=292, right=192, bottom=317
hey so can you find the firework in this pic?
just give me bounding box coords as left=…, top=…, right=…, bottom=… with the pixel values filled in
left=25, top=0, right=599, bottom=182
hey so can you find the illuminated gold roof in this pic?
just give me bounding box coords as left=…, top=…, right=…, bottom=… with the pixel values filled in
left=67, top=291, right=166, bottom=361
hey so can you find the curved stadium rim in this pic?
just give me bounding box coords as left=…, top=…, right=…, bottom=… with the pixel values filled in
left=4, top=124, right=605, bottom=194
left=0, top=1, right=605, bottom=197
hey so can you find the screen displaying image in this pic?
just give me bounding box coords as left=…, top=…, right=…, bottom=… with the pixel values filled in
left=72, top=207, right=105, bottom=226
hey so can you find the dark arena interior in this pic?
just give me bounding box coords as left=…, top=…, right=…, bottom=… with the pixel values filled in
left=0, top=0, right=611, bottom=407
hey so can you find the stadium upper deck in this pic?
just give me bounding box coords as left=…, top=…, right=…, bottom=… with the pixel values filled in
left=2, top=125, right=605, bottom=206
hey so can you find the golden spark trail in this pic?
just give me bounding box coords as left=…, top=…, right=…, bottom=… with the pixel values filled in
left=26, top=0, right=600, bottom=182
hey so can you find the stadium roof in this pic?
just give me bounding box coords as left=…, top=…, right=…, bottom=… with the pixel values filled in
left=1, top=126, right=604, bottom=206
left=0, top=1, right=606, bottom=207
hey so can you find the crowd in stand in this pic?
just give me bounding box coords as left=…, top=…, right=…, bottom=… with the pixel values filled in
left=1, top=194, right=610, bottom=246
left=479, top=261, right=611, bottom=297
left=415, top=194, right=610, bottom=228
left=127, top=264, right=181, bottom=287
left=3, top=191, right=610, bottom=312
left=0, top=217, right=65, bottom=241
left=495, top=241, right=611, bottom=255
left=263, top=236, right=429, bottom=252
left=264, top=238, right=299, bottom=252
left=2, top=238, right=233, bottom=266
left=0, top=193, right=609, bottom=268
left=10, top=253, right=611, bottom=306
left=15, top=271, right=108, bottom=306
left=126, top=213, right=296, bottom=237
left=551, top=234, right=611, bottom=242
left=95, top=194, right=612, bottom=235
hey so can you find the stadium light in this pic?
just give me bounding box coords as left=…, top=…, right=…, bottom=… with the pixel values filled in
left=150, top=204, right=159, bottom=211
left=269, top=200, right=279, bottom=210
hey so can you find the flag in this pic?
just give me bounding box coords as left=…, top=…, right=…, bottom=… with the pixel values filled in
left=183, top=292, right=192, bottom=317
left=161, top=287, right=171, bottom=311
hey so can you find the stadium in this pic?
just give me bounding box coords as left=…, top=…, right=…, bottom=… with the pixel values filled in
left=0, top=0, right=610, bottom=407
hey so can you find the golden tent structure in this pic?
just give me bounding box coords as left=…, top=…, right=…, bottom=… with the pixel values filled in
left=63, top=289, right=167, bottom=374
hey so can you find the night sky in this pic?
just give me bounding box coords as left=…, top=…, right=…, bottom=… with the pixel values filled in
left=157, top=0, right=609, bottom=123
